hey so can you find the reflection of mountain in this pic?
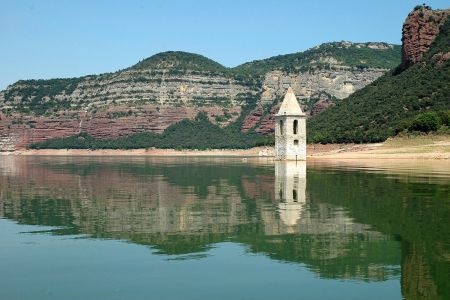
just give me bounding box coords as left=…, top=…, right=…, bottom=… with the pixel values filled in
left=1, top=156, right=448, bottom=297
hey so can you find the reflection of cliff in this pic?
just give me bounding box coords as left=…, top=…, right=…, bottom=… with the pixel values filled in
left=1, top=156, right=400, bottom=282
left=0, top=160, right=249, bottom=253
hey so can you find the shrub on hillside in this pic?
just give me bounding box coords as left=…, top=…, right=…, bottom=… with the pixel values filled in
left=409, top=112, right=441, bottom=132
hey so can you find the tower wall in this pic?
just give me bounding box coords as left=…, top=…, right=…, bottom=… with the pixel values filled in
left=275, top=115, right=306, bottom=160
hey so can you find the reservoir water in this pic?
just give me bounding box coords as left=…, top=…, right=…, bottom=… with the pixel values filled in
left=0, top=156, right=449, bottom=300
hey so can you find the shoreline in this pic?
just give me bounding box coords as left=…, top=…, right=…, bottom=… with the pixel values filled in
left=1, top=147, right=271, bottom=157
left=1, top=136, right=449, bottom=159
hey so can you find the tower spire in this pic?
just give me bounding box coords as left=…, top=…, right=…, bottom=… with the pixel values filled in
left=274, top=87, right=306, bottom=160
left=276, top=87, right=304, bottom=116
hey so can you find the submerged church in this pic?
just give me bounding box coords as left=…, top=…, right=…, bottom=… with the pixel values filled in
left=275, top=87, right=306, bottom=160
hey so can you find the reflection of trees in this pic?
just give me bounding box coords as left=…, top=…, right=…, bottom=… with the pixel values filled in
left=307, top=169, right=450, bottom=299
left=0, top=156, right=448, bottom=296
left=402, top=241, right=440, bottom=300
left=237, top=232, right=399, bottom=281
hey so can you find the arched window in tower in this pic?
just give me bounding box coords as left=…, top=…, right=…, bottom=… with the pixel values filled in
left=293, top=120, right=298, bottom=134
left=279, top=120, right=284, bottom=135
left=294, top=140, right=299, bottom=146
left=293, top=189, right=297, bottom=202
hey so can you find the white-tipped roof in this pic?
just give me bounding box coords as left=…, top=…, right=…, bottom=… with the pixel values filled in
left=276, top=87, right=305, bottom=116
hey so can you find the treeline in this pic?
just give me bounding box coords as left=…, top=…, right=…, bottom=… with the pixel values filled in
left=29, top=112, right=274, bottom=150
left=234, top=42, right=401, bottom=75
left=307, top=18, right=450, bottom=143
left=131, top=51, right=228, bottom=74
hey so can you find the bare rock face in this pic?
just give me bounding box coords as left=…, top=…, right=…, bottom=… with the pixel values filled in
left=260, top=68, right=386, bottom=104
left=309, top=95, right=335, bottom=117
left=401, top=7, right=450, bottom=69
left=254, top=104, right=280, bottom=134
left=242, top=104, right=280, bottom=135
left=241, top=106, right=264, bottom=132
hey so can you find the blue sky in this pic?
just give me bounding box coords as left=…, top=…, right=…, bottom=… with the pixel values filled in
left=1, top=0, right=449, bottom=89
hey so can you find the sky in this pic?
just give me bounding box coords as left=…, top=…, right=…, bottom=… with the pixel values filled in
left=1, top=0, right=449, bottom=89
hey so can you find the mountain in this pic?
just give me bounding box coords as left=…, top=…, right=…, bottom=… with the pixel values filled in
left=0, top=44, right=398, bottom=150
left=308, top=6, right=450, bottom=143
left=0, top=40, right=400, bottom=150
left=0, top=51, right=259, bottom=150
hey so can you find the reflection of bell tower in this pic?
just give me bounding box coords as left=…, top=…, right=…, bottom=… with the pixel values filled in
left=275, top=161, right=306, bottom=227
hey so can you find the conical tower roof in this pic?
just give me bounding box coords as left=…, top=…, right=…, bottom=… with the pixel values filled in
left=276, top=87, right=305, bottom=116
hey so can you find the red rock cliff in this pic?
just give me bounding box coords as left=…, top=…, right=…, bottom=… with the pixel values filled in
left=401, top=6, right=450, bottom=69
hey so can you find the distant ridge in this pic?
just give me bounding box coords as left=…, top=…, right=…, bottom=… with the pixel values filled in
left=5, top=41, right=401, bottom=89
left=234, top=42, right=401, bottom=75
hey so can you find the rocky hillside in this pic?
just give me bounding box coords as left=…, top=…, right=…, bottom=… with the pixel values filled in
left=308, top=6, right=450, bottom=143
left=242, top=65, right=388, bottom=134
left=1, top=40, right=400, bottom=150
left=401, top=5, right=450, bottom=69
left=0, top=52, right=258, bottom=149
left=231, top=41, right=401, bottom=134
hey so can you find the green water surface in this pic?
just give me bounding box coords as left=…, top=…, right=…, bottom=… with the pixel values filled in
left=0, top=156, right=448, bottom=300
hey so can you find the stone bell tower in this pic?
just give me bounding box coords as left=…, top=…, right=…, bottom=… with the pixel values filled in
left=275, top=87, right=306, bottom=160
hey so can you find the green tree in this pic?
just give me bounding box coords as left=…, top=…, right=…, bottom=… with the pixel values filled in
left=409, top=112, right=441, bottom=132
